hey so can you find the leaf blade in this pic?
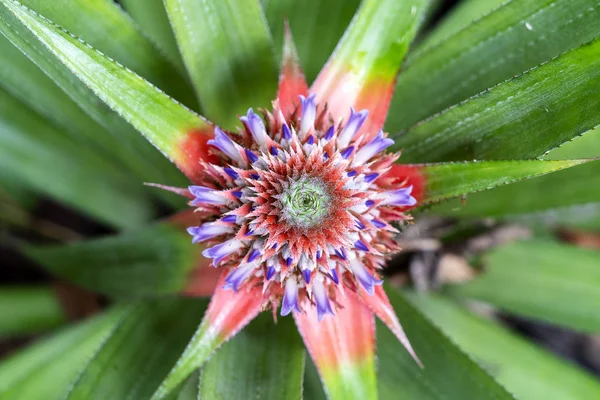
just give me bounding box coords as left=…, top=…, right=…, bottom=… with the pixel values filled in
left=418, top=159, right=590, bottom=205
left=152, top=276, right=264, bottom=399
left=378, top=287, right=514, bottom=400
left=0, top=0, right=215, bottom=182
left=408, top=292, right=600, bottom=400
left=23, top=220, right=207, bottom=297
left=164, top=0, right=278, bottom=129
left=19, top=0, right=195, bottom=107
left=311, top=0, right=431, bottom=133
left=388, top=0, right=600, bottom=131
left=0, top=88, right=153, bottom=229
left=431, top=159, right=600, bottom=221
left=0, top=286, right=66, bottom=337
left=393, top=38, right=600, bottom=162
left=119, top=0, right=186, bottom=74
left=0, top=308, right=124, bottom=400
left=199, top=314, right=305, bottom=400
left=452, top=239, right=600, bottom=333
left=66, top=298, right=208, bottom=400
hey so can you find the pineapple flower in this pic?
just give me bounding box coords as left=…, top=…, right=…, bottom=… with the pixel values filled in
left=150, top=27, right=425, bottom=397
left=187, top=96, right=416, bottom=319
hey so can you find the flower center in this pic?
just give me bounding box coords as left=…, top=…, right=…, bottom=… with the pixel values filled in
left=279, top=176, right=331, bottom=228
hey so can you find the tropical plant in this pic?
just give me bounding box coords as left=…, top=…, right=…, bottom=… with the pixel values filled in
left=1, top=0, right=600, bottom=399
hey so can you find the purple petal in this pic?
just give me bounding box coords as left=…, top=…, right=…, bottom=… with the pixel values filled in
left=245, top=149, right=259, bottom=163
left=313, top=278, right=335, bottom=321
left=187, top=223, right=231, bottom=243
left=247, top=249, right=261, bottom=263
left=329, top=268, right=339, bottom=284
left=202, top=239, right=244, bottom=265
left=280, top=278, right=301, bottom=316
left=189, top=186, right=228, bottom=206
left=207, top=127, right=243, bottom=163
left=250, top=173, right=260, bottom=179
left=353, top=131, right=394, bottom=165
left=371, top=219, right=386, bottom=228
left=334, top=248, right=346, bottom=260
left=299, top=94, right=316, bottom=133
left=382, top=186, right=417, bottom=207
left=266, top=266, right=276, bottom=280
left=221, top=215, right=238, bottom=223
left=364, top=173, right=379, bottom=183
left=302, top=269, right=311, bottom=284
left=240, top=108, right=267, bottom=147
left=232, top=190, right=243, bottom=199
left=286, top=257, right=293, bottom=266
left=224, top=167, right=239, bottom=179
left=324, top=125, right=335, bottom=140
left=337, top=109, right=368, bottom=148
left=223, top=264, right=255, bottom=292
left=270, top=146, right=279, bottom=156
left=282, top=124, right=292, bottom=140
left=355, top=240, right=369, bottom=252
left=365, top=199, right=375, bottom=207
left=349, top=259, right=382, bottom=296
left=347, top=170, right=357, bottom=177
left=341, top=146, right=354, bottom=159
left=355, top=220, right=366, bottom=230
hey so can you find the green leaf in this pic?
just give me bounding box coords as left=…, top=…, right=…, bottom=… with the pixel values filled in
left=66, top=298, right=208, bottom=400
left=119, top=0, right=186, bottom=74
left=166, top=372, right=200, bottom=400
left=324, top=0, right=430, bottom=82
left=261, top=0, right=360, bottom=83
left=393, top=38, right=600, bottom=162
left=452, top=239, right=600, bottom=333
left=408, top=292, right=600, bottom=400
left=0, top=308, right=124, bottom=400
left=0, top=35, right=185, bottom=203
left=414, top=0, right=507, bottom=55
left=164, top=0, right=278, bottom=129
left=388, top=0, right=600, bottom=131
left=430, top=126, right=600, bottom=228
left=545, top=125, right=600, bottom=160
left=430, top=159, right=600, bottom=221
left=23, top=221, right=202, bottom=298
left=0, top=286, right=66, bottom=337
left=0, top=88, right=153, bottom=229
left=199, top=314, right=305, bottom=400
left=0, top=167, right=36, bottom=209
left=0, top=0, right=212, bottom=179
left=18, top=0, right=195, bottom=107
left=419, top=159, right=588, bottom=205
left=378, top=287, right=514, bottom=400
left=303, top=357, right=327, bottom=400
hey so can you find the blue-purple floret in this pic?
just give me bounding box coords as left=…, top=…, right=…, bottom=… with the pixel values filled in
left=240, top=108, right=267, bottom=146
left=337, top=108, right=368, bottom=148
left=384, top=186, right=417, bottom=207
left=208, top=127, right=242, bottom=163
